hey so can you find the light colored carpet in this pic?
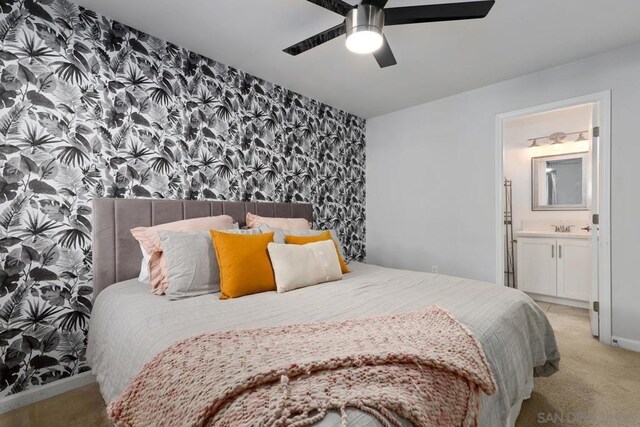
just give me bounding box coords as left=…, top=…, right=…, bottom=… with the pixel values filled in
left=2, top=302, right=639, bottom=426
left=516, top=303, right=640, bottom=427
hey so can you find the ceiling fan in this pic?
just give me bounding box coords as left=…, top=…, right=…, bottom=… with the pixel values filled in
left=283, top=0, right=495, bottom=68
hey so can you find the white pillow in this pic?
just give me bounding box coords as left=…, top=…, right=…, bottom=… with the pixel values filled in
left=267, top=240, right=342, bottom=293
left=138, top=244, right=150, bottom=283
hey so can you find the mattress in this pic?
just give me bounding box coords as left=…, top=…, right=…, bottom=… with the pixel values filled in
left=87, top=262, right=559, bottom=426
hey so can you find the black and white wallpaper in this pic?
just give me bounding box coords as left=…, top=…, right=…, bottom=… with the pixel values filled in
left=0, top=0, right=366, bottom=396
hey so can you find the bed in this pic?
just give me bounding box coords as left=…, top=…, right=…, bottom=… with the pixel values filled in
left=87, top=198, right=559, bottom=426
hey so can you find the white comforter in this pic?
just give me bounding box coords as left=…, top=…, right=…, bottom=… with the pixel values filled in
left=87, top=262, right=559, bottom=426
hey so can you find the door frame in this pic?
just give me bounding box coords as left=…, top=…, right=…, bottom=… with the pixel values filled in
left=494, top=91, right=612, bottom=346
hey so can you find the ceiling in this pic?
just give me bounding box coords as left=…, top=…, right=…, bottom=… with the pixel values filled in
left=73, top=0, right=640, bottom=118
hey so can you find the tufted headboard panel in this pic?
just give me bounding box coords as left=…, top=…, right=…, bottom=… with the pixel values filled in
left=91, top=198, right=313, bottom=296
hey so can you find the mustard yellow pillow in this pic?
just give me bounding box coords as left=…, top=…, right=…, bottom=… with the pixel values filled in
left=284, top=231, right=350, bottom=274
left=211, top=231, right=276, bottom=299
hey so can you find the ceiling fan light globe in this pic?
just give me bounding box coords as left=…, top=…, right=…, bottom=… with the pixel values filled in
left=346, top=31, right=383, bottom=54
left=345, top=4, right=385, bottom=54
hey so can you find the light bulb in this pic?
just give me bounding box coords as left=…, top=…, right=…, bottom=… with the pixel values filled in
left=346, top=31, right=383, bottom=54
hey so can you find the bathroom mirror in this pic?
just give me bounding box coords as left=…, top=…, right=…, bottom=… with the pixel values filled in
left=532, top=152, right=589, bottom=211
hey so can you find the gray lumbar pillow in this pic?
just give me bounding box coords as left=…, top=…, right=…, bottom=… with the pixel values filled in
left=158, top=229, right=261, bottom=300
left=258, top=224, right=345, bottom=259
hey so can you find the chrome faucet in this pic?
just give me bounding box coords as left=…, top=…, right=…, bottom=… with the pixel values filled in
left=552, top=225, right=574, bottom=233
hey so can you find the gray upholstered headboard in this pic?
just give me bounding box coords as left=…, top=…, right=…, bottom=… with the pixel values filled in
left=91, top=198, right=313, bottom=296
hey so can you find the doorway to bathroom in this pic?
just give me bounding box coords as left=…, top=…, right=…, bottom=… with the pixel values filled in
left=495, top=92, right=611, bottom=346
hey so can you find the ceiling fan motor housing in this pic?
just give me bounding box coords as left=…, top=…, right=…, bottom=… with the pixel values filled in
left=346, top=4, right=385, bottom=41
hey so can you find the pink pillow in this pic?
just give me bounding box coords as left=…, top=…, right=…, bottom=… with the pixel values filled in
left=131, top=215, right=235, bottom=295
left=246, top=212, right=311, bottom=230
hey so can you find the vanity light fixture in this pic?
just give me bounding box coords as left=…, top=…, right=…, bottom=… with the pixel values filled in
left=526, top=129, right=589, bottom=148
left=549, top=132, right=566, bottom=145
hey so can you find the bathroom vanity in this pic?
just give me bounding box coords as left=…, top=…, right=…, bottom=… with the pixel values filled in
left=515, top=230, right=591, bottom=308
left=513, top=149, right=593, bottom=308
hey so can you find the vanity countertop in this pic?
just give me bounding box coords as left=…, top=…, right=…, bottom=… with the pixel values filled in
left=514, top=230, right=591, bottom=240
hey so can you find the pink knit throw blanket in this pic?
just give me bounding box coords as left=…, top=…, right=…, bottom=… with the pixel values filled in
left=108, top=306, right=496, bottom=426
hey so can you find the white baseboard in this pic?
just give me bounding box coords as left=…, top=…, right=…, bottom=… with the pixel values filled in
left=612, top=336, right=640, bottom=352
left=527, top=293, right=590, bottom=309
left=0, top=371, right=96, bottom=414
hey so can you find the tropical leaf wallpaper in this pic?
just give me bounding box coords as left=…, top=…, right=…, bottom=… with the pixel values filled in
left=0, top=0, right=366, bottom=396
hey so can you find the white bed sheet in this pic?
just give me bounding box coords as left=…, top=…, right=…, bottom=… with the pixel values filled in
left=87, top=262, right=559, bottom=426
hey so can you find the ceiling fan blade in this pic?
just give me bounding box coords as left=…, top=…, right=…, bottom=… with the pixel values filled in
left=384, top=0, right=495, bottom=26
left=373, top=35, right=397, bottom=68
left=361, top=0, right=389, bottom=8
left=283, top=22, right=347, bottom=56
left=304, top=0, right=354, bottom=16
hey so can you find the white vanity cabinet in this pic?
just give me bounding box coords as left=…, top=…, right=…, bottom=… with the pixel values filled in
left=556, top=238, right=591, bottom=301
left=516, top=233, right=591, bottom=304
left=517, top=237, right=557, bottom=296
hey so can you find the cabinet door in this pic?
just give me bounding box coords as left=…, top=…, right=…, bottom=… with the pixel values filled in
left=517, top=238, right=557, bottom=296
left=557, top=238, right=591, bottom=302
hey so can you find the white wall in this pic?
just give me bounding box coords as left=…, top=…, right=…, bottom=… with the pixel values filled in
left=504, top=104, right=592, bottom=231
left=366, top=41, right=640, bottom=344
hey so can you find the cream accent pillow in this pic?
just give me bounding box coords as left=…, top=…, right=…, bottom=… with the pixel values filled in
left=267, top=240, right=342, bottom=293
left=246, top=212, right=311, bottom=230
